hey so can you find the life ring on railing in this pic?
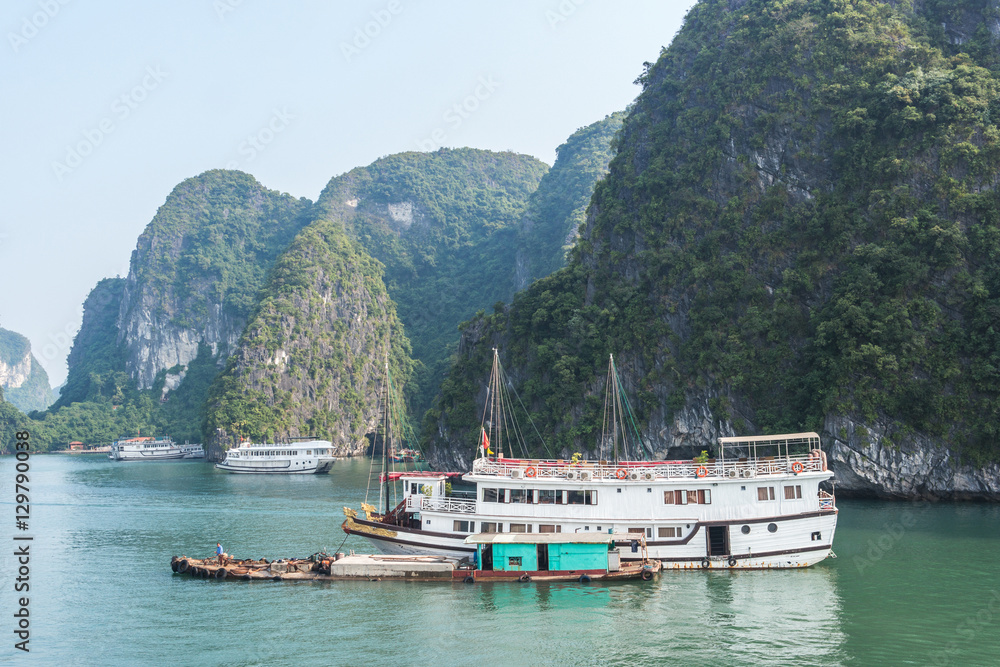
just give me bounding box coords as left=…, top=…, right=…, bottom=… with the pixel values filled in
left=524, top=466, right=537, bottom=478
left=695, top=466, right=708, bottom=478
left=616, top=468, right=628, bottom=480
left=791, top=461, right=804, bottom=474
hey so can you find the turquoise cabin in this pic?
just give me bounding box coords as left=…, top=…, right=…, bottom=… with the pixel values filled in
left=465, top=533, right=619, bottom=574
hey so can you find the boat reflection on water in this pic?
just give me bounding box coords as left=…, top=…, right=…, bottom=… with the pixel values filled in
left=465, top=566, right=846, bottom=664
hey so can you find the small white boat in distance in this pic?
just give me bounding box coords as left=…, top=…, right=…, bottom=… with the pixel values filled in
left=109, top=437, right=204, bottom=461
left=215, top=440, right=335, bottom=474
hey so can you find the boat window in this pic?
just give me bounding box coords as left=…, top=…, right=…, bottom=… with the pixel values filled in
left=658, top=527, right=679, bottom=538
left=538, top=490, right=557, bottom=504
left=538, top=524, right=561, bottom=533
left=411, top=483, right=419, bottom=495
left=510, top=489, right=531, bottom=504
left=664, top=490, right=710, bottom=505
left=453, top=520, right=474, bottom=533
left=307, top=450, right=312, bottom=456
left=483, top=488, right=500, bottom=503
left=480, top=522, right=502, bottom=533
left=508, top=556, right=522, bottom=567
left=508, top=523, right=529, bottom=533
left=783, top=485, right=802, bottom=500
left=758, top=487, right=776, bottom=501
left=567, top=490, right=597, bottom=505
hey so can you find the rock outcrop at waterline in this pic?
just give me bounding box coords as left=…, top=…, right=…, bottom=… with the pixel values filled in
left=826, top=416, right=1000, bottom=501
left=422, top=0, right=1000, bottom=499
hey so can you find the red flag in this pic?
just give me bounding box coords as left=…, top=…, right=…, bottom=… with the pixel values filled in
left=481, top=428, right=493, bottom=455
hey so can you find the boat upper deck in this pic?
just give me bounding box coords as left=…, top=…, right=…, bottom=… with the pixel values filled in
left=469, top=433, right=828, bottom=483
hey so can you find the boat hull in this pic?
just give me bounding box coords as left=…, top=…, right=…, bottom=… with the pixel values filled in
left=343, top=511, right=838, bottom=569
left=215, top=459, right=335, bottom=474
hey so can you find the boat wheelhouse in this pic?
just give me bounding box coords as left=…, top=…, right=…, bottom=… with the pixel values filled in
left=109, top=437, right=204, bottom=461
left=343, top=351, right=838, bottom=569
left=215, top=440, right=335, bottom=474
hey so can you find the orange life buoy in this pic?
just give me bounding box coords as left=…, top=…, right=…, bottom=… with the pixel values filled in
left=695, top=466, right=708, bottom=478
left=616, top=468, right=628, bottom=480
left=524, top=466, right=537, bottom=478
left=791, top=461, right=804, bottom=474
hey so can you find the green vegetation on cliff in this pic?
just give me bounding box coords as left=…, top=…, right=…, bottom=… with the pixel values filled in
left=316, top=149, right=548, bottom=414
left=517, top=112, right=625, bottom=287
left=203, top=216, right=413, bottom=451
left=427, top=0, right=1000, bottom=465
left=127, top=169, right=313, bottom=328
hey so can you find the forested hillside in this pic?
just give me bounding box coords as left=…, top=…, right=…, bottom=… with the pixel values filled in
left=315, top=149, right=548, bottom=414
left=202, top=216, right=412, bottom=455
left=424, top=0, right=1000, bottom=497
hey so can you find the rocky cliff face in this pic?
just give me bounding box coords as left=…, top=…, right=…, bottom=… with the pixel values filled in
left=315, top=148, right=548, bottom=414
left=826, top=415, right=1000, bottom=500
left=116, top=170, right=312, bottom=390
left=0, top=328, right=53, bottom=413
left=202, top=216, right=413, bottom=457
left=424, top=0, right=1000, bottom=498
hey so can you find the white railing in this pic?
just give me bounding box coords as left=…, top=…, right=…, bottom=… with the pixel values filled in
left=471, top=455, right=826, bottom=481
left=407, top=496, right=477, bottom=514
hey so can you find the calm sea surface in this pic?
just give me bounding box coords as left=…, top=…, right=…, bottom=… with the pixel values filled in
left=1, top=454, right=998, bottom=666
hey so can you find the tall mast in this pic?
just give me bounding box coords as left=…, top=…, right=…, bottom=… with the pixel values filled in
left=382, top=360, right=390, bottom=517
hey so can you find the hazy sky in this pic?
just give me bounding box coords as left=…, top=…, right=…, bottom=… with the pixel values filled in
left=2, top=0, right=695, bottom=387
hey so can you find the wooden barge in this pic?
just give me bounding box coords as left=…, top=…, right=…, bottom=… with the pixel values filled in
left=170, top=533, right=660, bottom=583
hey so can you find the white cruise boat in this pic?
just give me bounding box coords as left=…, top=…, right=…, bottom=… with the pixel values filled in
left=215, top=440, right=335, bottom=474
left=343, top=353, right=838, bottom=569
left=109, top=437, right=204, bottom=461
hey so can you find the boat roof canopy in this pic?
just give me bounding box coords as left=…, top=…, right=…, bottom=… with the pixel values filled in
left=383, top=471, right=463, bottom=482
left=464, top=533, right=616, bottom=545
left=718, top=432, right=819, bottom=445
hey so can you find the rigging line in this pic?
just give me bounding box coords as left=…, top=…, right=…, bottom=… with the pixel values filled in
left=507, top=375, right=553, bottom=459
left=500, top=372, right=529, bottom=459
left=494, top=362, right=522, bottom=457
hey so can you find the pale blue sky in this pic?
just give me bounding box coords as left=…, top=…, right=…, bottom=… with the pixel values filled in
left=2, top=0, right=695, bottom=386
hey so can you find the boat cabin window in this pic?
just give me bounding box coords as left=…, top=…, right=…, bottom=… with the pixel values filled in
left=566, top=490, right=597, bottom=505
left=658, top=527, right=679, bottom=538
left=537, top=490, right=562, bottom=504
left=508, top=523, right=530, bottom=533
left=411, top=483, right=419, bottom=495
left=453, top=520, right=474, bottom=533
left=307, top=450, right=311, bottom=455
left=480, top=522, right=502, bottom=533
left=508, top=556, right=522, bottom=567
left=509, top=489, right=532, bottom=503
left=664, top=490, right=711, bottom=504
left=758, top=487, right=776, bottom=501
left=482, top=488, right=502, bottom=503
left=784, top=485, right=802, bottom=500
left=538, top=524, right=561, bottom=533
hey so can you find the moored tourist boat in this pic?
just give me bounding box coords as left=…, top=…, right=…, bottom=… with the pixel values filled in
left=343, top=351, right=838, bottom=569
left=215, top=440, right=335, bottom=474
left=109, top=437, right=204, bottom=461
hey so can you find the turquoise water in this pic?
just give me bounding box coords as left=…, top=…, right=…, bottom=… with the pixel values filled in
left=1, top=455, right=998, bottom=665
